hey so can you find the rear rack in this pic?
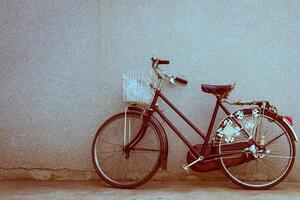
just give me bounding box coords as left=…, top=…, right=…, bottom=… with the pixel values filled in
left=222, top=100, right=279, bottom=114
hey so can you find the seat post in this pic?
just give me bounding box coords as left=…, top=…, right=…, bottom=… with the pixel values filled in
left=200, top=97, right=221, bottom=155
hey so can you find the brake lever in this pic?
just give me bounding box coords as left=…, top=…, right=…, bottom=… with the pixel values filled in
left=169, top=76, right=175, bottom=84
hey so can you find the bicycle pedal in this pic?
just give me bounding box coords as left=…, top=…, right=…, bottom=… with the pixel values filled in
left=182, top=164, right=190, bottom=173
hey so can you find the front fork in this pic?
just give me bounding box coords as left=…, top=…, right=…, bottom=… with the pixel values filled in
left=123, top=107, right=153, bottom=159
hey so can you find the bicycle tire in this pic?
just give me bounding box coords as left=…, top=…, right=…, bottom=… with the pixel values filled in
left=92, top=111, right=163, bottom=189
left=218, top=108, right=296, bottom=189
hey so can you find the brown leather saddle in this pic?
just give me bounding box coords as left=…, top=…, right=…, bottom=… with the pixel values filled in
left=201, top=84, right=234, bottom=99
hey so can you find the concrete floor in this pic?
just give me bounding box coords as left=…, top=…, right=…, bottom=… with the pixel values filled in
left=1, top=181, right=300, bottom=200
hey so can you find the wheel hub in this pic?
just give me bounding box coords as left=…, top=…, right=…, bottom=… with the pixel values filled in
left=247, top=144, right=271, bottom=159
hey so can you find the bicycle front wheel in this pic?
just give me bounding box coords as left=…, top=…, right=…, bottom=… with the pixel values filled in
left=218, top=108, right=296, bottom=189
left=92, top=111, right=162, bottom=189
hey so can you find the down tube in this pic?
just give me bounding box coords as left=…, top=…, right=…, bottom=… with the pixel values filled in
left=153, top=106, right=199, bottom=157
left=159, top=93, right=206, bottom=140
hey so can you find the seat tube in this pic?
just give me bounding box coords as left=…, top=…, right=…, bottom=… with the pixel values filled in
left=200, top=98, right=220, bottom=155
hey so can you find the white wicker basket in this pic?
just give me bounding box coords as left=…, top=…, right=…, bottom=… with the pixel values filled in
left=122, top=71, right=154, bottom=105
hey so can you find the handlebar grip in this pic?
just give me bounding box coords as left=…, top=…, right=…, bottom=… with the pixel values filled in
left=151, top=57, right=170, bottom=65
left=175, top=77, right=188, bottom=85
left=158, top=59, right=170, bottom=65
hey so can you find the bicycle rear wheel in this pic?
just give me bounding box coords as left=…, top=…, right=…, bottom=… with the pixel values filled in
left=92, top=111, right=162, bottom=189
left=218, top=108, right=296, bottom=189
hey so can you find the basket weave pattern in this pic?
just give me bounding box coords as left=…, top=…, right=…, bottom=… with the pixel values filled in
left=122, top=71, right=153, bottom=105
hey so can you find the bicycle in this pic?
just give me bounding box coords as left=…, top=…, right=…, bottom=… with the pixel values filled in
left=92, top=57, right=298, bottom=189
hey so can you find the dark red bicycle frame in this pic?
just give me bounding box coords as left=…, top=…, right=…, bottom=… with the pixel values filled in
left=128, top=88, right=254, bottom=162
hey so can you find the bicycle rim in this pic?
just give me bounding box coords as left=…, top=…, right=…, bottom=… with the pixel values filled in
left=92, top=112, right=162, bottom=188
left=219, top=109, right=295, bottom=189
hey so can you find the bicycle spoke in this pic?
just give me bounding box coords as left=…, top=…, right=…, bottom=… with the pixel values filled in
left=218, top=109, right=295, bottom=189
left=136, top=138, right=158, bottom=145
left=92, top=112, right=161, bottom=188
left=265, top=132, right=285, bottom=147
left=132, top=147, right=160, bottom=152
left=101, top=151, right=121, bottom=164
left=116, top=154, right=124, bottom=180
left=101, top=140, right=121, bottom=147
left=102, top=146, right=121, bottom=149
left=101, top=149, right=123, bottom=154
left=264, top=155, right=293, bottom=159
left=110, top=153, right=123, bottom=171
left=224, top=153, right=245, bottom=170
left=261, top=158, right=278, bottom=180
left=262, top=159, right=271, bottom=181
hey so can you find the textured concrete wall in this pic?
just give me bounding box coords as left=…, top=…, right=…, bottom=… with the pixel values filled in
left=0, top=0, right=299, bottom=181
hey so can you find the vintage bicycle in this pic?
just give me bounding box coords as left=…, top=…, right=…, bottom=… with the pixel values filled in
left=92, top=57, right=298, bottom=189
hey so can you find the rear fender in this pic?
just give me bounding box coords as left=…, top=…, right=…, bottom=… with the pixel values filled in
left=282, top=116, right=299, bottom=142
left=252, top=108, right=299, bottom=142
left=266, top=108, right=299, bottom=142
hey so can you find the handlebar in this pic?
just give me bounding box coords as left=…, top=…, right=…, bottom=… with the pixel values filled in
left=175, top=77, right=188, bottom=85
left=151, top=57, right=188, bottom=85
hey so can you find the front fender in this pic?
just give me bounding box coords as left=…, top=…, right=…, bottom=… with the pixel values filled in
left=150, top=115, right=169, bottom=170
left=128, top=106, right=169, bottom=170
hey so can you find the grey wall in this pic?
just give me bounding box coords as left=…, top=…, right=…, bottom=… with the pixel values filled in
left=0, top=0, right=299, bottom=181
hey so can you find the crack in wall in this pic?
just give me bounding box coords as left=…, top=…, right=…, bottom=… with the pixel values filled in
left=1, top=167, right=300, bottom=182
left=0, top=167, right=94, bottom=173
left=0, top=167, right=97, bottom=181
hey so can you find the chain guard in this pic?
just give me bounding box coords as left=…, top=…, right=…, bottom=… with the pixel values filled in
left=186, top=143, right=253, bottom=172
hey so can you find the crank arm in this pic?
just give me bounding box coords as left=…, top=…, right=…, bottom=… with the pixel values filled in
left=182, top=156, right=204, bottom=172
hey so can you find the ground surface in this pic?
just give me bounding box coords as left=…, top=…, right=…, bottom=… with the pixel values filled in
left=1, top=180, right=300, bottom=200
